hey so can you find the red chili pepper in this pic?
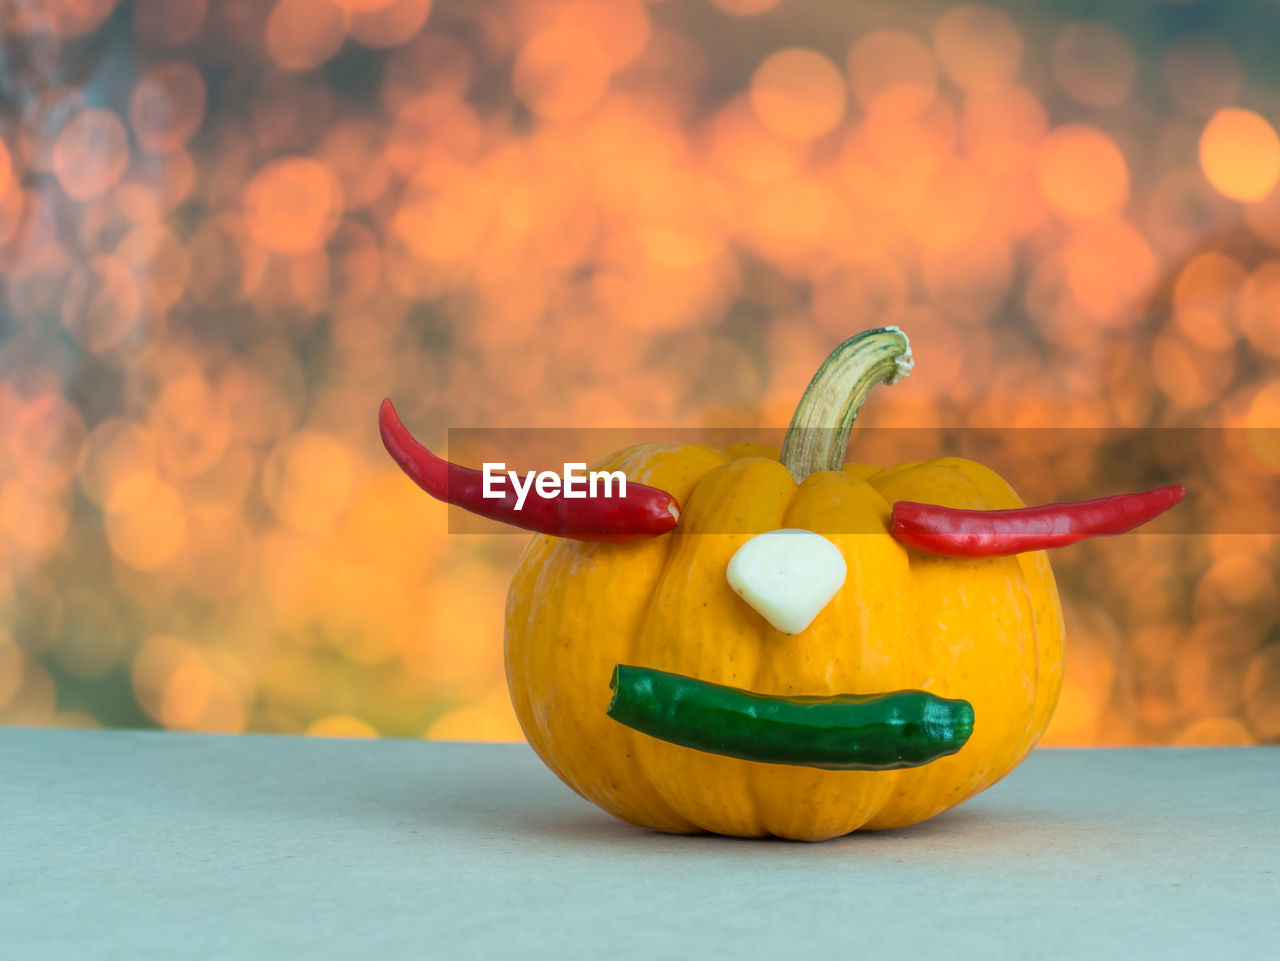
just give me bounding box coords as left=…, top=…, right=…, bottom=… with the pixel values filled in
left=378, top=398, right=681, bottom=542
left=890, top=485, right=1186, bottom=558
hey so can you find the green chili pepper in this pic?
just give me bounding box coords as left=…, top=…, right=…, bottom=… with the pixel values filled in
left=607, top=664, right=974, bottom=771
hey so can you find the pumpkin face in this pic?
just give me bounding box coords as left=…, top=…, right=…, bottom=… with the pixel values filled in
left=504, top=445, right=1064, bottom=841
left=381, top=328, right=1175, bottom=840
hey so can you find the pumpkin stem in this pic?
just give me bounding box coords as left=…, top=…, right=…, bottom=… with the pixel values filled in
left=779, top=327, right=913, bottom=483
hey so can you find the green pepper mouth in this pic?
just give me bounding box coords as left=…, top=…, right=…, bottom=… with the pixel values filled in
left=606, top=664, right=974, bottom=772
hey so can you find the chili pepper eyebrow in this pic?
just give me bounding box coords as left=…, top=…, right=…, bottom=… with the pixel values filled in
left=378, top=398, right=682, bottom=543
left=889, top=485, right=1186, bottom=558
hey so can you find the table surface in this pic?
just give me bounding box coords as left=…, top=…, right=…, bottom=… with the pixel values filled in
left=2, top=730, right=1277, bottom=960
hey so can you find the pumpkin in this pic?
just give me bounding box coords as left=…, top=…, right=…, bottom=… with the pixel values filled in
left=503, top=328, right=1064, bottom=841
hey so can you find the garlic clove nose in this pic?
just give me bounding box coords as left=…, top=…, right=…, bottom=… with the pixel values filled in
left=726, top=528, right=847, bottom=635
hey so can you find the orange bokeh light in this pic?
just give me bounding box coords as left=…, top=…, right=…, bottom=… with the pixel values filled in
left=708, top=0, right=781, bottom=15
left=129, top=62, right=207, bottom=153
left=0, top=482, right=71, bottom=558
left=1040, top=607, right=1118, bottom=746
left=35, top=0, right=119, bottom=38
left=117, top=222, right=191, bottom=313
left=0, top=139, right=12, bottom=199
left=244, top=157, right=344, bottom=254
left=261, top=430, right=355, bottom=536
left=60, top=255, right=142, bottom=354
left=8, top=393, right=88, bottom=491
left=385, top=92, right=481, bottom=176
left=150, top=371, right=233, bottom=478
left=934, top=4, right=1023, bottom=92
left=79, top=419, right=157, bottom=508
left=265, top=0, right=349, bottom=72
left=52, top=109, right=130, bottom=200
left=1175, top=251, right=1244, bottom=312
left=3, top=0, right=1277, bottom=748
left=1175, top=717, right=1254, bottom=746
left=1036, top=124, right=1129, bottom=221
left=174, top=502, right=256, bottom=601
left=1244, top=645, right=1280, bottom=739
left=104, top=473, right=187, bottom=571
left=921, top=233, right=1013, bottom=323
left=0, top=180, right=21, bottom=246
left=402, top=559, right=508, bottom=695
left=0, top=633, right=24, bottom=711
left=514, top=26, right=612, bottom=121
left=308, top=715, right=379, bottom=737
left=852, top=100, right=957, bottom=210
left=739, top=175, right=838, bottom=270
left=749, top=47, right=846, bottom=141
left=425, top=685, right=524, bottom=741
left=708, top=96, right=805, bottom=186
left=1173, top=251, right=1243, bottom=351
left=846, top=30, right=938, bottom=118
left=811, top=257, right=909, bottom=338
left=333, top=0, right=398, bottom=11
left=1200, top=108, right=1280, bottom=203
left=1062, top=218, right=1156, bottom=323
left=559, top=0, right=651, bottom=70
left=131, top=634, right=246, bottom=733
left=348, top=0, right=433, bottom=49
left=1152, top=328, right=1235, bottom=411
left=906, top=159, right=989, bottom=251
left=1236, top=261, right=1280, bottom=358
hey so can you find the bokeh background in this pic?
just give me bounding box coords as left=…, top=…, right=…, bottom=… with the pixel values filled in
left=1, top=0, right=1278, bottom=746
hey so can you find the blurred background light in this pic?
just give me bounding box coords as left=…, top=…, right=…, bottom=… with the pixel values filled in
left=0, top=0, right=1277, bottom=747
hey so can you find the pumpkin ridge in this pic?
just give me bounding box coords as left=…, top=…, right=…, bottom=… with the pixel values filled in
left=507, top=443, right=724, bottom=834
left=618, top=466, right=719, bottom=834
left=859, top=476, right=909, bottom=833
left=869, top=457, right=1057, bottom=826
left=743, top=472, right=806, bottom=839
left=928, top=457, right=1063, bottom=783
left=746, top=470, right=905, bottom=839
left=629, top=457, right=792, bottom=836
left=612, top=442, right=730, bottom=832
left=934, top=458, right=1042, bottom=801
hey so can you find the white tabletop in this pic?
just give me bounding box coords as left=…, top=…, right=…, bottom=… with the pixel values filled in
left=2, top=729, right=1277, bottom=960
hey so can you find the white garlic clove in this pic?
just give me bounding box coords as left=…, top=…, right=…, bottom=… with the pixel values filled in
left=726, top=528, right=847, bottom=635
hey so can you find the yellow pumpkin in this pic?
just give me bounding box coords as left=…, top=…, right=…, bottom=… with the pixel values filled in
left=503, top=329, right=1064, bottom=841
